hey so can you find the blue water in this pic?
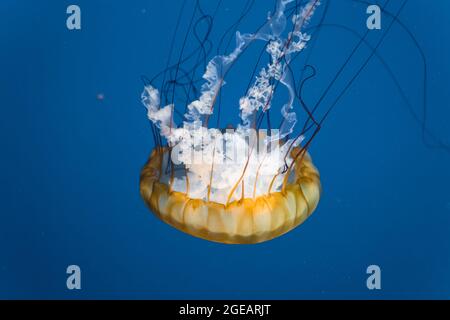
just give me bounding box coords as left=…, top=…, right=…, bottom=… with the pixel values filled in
left=0, top=0, right=449, bottom=299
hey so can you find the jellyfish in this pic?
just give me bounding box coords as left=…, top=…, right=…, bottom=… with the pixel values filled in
left=139, top=0, right=322, bottom=244
left=139, top=0, right=441, bottom=244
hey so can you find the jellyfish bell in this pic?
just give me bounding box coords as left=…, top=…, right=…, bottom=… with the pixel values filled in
left=140, top=142, right=321, bottom=244
left=139, top=0, right=322, bottom=244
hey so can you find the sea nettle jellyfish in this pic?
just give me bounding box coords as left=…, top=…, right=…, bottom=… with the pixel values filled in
left=140, top=0, right=322, bottom=244
left=139, top=0, right=447, bottom=243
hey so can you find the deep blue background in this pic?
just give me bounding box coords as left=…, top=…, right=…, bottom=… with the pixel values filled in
left=1, top=0, right=449, bottom=299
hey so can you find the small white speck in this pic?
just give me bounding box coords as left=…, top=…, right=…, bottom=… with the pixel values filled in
left=96, top=93, right=105, bottom=101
